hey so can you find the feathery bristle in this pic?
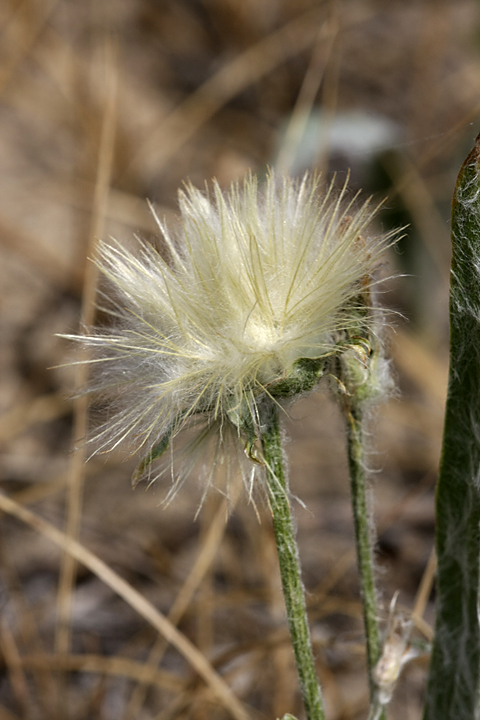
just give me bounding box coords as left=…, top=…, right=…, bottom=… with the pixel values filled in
left=62, top=170, right=393, bottom=495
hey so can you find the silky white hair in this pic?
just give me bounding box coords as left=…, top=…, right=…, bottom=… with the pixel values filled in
left=63, top=170, right=394, bottom=496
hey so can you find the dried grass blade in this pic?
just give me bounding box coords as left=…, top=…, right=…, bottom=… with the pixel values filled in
left=0, top=491, right=250, bottom=720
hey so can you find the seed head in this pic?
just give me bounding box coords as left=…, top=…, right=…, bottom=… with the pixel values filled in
left=64, top=171, right=393, bottom=498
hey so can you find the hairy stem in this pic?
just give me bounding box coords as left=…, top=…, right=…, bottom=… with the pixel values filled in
left=422, top=134, right=480, bottom=719
left=259, top=399, right=325, bottom=720
left=366, top=698, right=384, bottom=720
left=345, top=403, right=382, bottom=688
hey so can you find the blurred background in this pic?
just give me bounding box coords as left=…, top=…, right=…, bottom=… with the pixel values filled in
left=0, top=0, right=478, bottom=718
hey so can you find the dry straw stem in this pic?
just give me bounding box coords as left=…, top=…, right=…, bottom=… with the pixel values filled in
left=19, top=653, right=183, bottom=693
left=0, top=394, right=69, bottom=445
left=411, top=547, right=436, bottom=642
left=275, top=10, right=339, bottom=173
left=312, top=14, right=342, bottom=175
left=55, top=41, right=118, bottom=661
left=0, top=0, right=61, bottom=95
left=0, top=621, right=31, bottom=719
left=0, top=490, right=250, bottom=720
left=128, top=1, right=382, bottom=180
left=45, top=181, right=164, bottom=236
left=382, top=152, right=450, bottom=282
left=123, top=495, right=231, bottom=720
left=0, top=215, right=76, bottom=291
left=195, top=499, right=217, bottom=656
left=391, top=328, right=447, bottom=410
left=129, top=5, right=328, bottom=177
left=0, top=542, right=56, bottom=717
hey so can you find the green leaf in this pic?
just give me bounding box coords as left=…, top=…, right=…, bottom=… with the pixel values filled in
left=132, top=430, right=173, bottom=485
left=423, top=134, right=480, bottom=719
left=132, top=410, right=190, bottom=484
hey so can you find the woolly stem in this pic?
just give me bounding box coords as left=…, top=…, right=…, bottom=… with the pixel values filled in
left=345, top=402, right=382, bottom=700
left=422, top=134, right=480, bottom=719
left=366, top=698, right=384, bottom=720
left=259, top=399, right=325, bottom=720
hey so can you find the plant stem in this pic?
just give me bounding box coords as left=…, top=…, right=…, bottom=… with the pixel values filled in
left=422, top=133, right=480, bottom=720
left=259, top=398, right=326, bottom=720
left=366, top=698, right=384, bottom=720
left=345, top=402, right=382, bottom=698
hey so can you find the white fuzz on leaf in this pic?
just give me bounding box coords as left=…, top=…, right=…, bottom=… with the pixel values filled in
left=63, top=171, right=393, bottom=498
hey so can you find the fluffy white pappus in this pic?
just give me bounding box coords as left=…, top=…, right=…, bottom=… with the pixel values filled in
left=65, top=171, right=393, bottom=495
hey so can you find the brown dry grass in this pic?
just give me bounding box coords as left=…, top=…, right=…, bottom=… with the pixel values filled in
left=0, top=0, right=478, bottom=718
